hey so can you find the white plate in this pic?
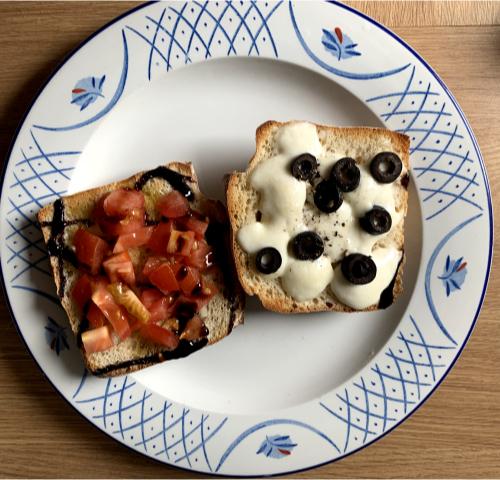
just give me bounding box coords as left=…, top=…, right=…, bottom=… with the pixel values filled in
left=0, top=1, right=492, bottom=476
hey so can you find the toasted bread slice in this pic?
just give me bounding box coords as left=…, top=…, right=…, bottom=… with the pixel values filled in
left=226, top=121, right=409, bottom=313
left=38, top=163, right=244, bottom=376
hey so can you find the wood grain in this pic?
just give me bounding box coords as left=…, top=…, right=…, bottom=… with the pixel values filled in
left=0, top=1, right=499, bottom=478
left=346, top=1, right=500, bottom=26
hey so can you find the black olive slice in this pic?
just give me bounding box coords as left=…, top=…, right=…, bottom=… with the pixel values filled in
left=360, top=206, right=392, bottom=235
left=370, top=152, right=403, bottom=183
left=313, top=180, right=343, bottom=213
left=341, top=254, right=377, bottom=285
left=331, top=157, right=360, bottom=192
left=255, top=247, right=282, bottom=274
left=291, top=231, right=324, bottom=260
left=290, top=153, right=318, bottom=181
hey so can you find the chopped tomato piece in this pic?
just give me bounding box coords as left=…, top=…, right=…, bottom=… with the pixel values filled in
left=81, top=326, right=114, bottom=354
left=149, top=295, right=176, bottom=324
left=87, top=302, right=106, bottom=329
left=108, top=282, right=150, bottom=324
left=94, top=197, right=145, bottom=238
left=90, top=275, right=108, bottom=292
left=92, top=287, right=131, bottom=340
left=139, top=324, right=179, bottom=350
left=102, top=212, right=146, bottom=237
left=128, top=318, right=143, bottom=333
left=177, top=266, right=201, bottom=295
left=184, top=240, right=213, bottom=270
left=180, top=316, right=207, bottom=342
left=167, top=229, right=195, bottom=256
left=147, top=222, right=173, bottom=255
left=142, top=256, right=168, bottom=278
left=140, top=288, right=164, bottom=309
left=103, top=251, right=136, bottom=286
left=103, top=189, right=145, bottom=218
left=74, top=229, right=108, bottom=275
left=148, top=263, right=179, bottom=294
left=157, top=191, right=189, bottom=218
left=113, top=226, right=154, bottom=253
left=178, top=215, right=208, bottom=239
left=71, top=274, right=93, bottom=310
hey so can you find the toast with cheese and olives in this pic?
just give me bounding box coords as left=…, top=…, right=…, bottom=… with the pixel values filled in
left=226, top=121, right=410, bottom=313
left=38, top=163, right=244, bottom=377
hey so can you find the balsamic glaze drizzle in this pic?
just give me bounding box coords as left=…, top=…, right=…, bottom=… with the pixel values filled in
left=134, top=166, right=194, bottom=200
left=92, top=338, right=208, bottom=376
left=378, top=251, right=404, bottom=309
left=43, top=166, right=243, bottom=368
left=46, top=199, right=68, bottom=297
left=205, top=221, right=243, bottom=334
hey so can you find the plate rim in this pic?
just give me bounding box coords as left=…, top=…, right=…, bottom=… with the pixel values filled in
left=0, top=1, right=493, bottom=476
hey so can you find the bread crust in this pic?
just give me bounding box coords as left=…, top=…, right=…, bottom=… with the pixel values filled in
left=38, top=163, right=244, bottom=376
left=226, top=120, right=409, bottom=313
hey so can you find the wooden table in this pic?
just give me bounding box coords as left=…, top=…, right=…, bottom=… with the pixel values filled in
left=0, top=2, right=499, bottom=478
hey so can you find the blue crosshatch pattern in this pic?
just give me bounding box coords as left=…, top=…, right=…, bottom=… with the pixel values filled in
left=5, top=130, right=79, bottom=285
left=73, top=374, right=228, bottom=471
left=126, top=1, right=283, bottom=80
left=320, top=316, right=455, bottom=452
left=365, top=65, right=482, bottom=221
left=0, top=1, right=492, bottom=475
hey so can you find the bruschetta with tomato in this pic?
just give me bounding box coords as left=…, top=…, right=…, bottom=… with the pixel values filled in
left=38, top=163, right=244, bottom=376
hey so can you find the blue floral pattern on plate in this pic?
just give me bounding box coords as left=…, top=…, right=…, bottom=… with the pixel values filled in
left=71, top=76, right=106, bottom=111
left=322, top=27, right=361, bottom=60
left=44, top=317, right=70, bottom=355
left=256, top=434, right=297, bottom=459
left=439, top=255, right=467, bottom=296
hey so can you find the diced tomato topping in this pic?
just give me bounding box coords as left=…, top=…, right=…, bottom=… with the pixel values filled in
left=71, top=274, right=93, bottom=310
left=113, top=211, right=146, bottom=236
left=141, top=289, right=176, bottom=324
left=74, top=229, right=109, bottom=275
left=101, top=212, right=145, bottom=237
left=128, top=318, right=143, bottom=333
left=90, top=275, right=108, bottom=292
left=147, top=221, right=173, bottom=255
left=177, top=266, right=200, bottom=295
left=184, top=240, right=212, bottom=270
left=108, top=282, right=151, bottom=325
left=103, top=189, right=145, bottom=218
left=87, top=302, right=106, bottom=329
left=149, top=296, right=176, bottom=324
left=81, top=326, right=114, bottom=354
left=148, top=263, right=179, bottom=294
left=167, top=229, right=195, bottom=256
left=103, top=251, right=136, bottom=286
left=113, top=226, right=154, bottom=253
left=139, top=324, right=179, bottom=350
left=180, top=316, right=207, bottom=342
left=94, top=197, right=145, bottom=238
left=157, top=191, right=189, bottom=218
left=73, top=185, right=218, bottom=350
left=140, top=288, right=164, bottom=309
left=142, top=256, right=168, bottom=277
left=178, top=215, right=208, bottom=239
left=92, top=287, right=131, bottom=340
